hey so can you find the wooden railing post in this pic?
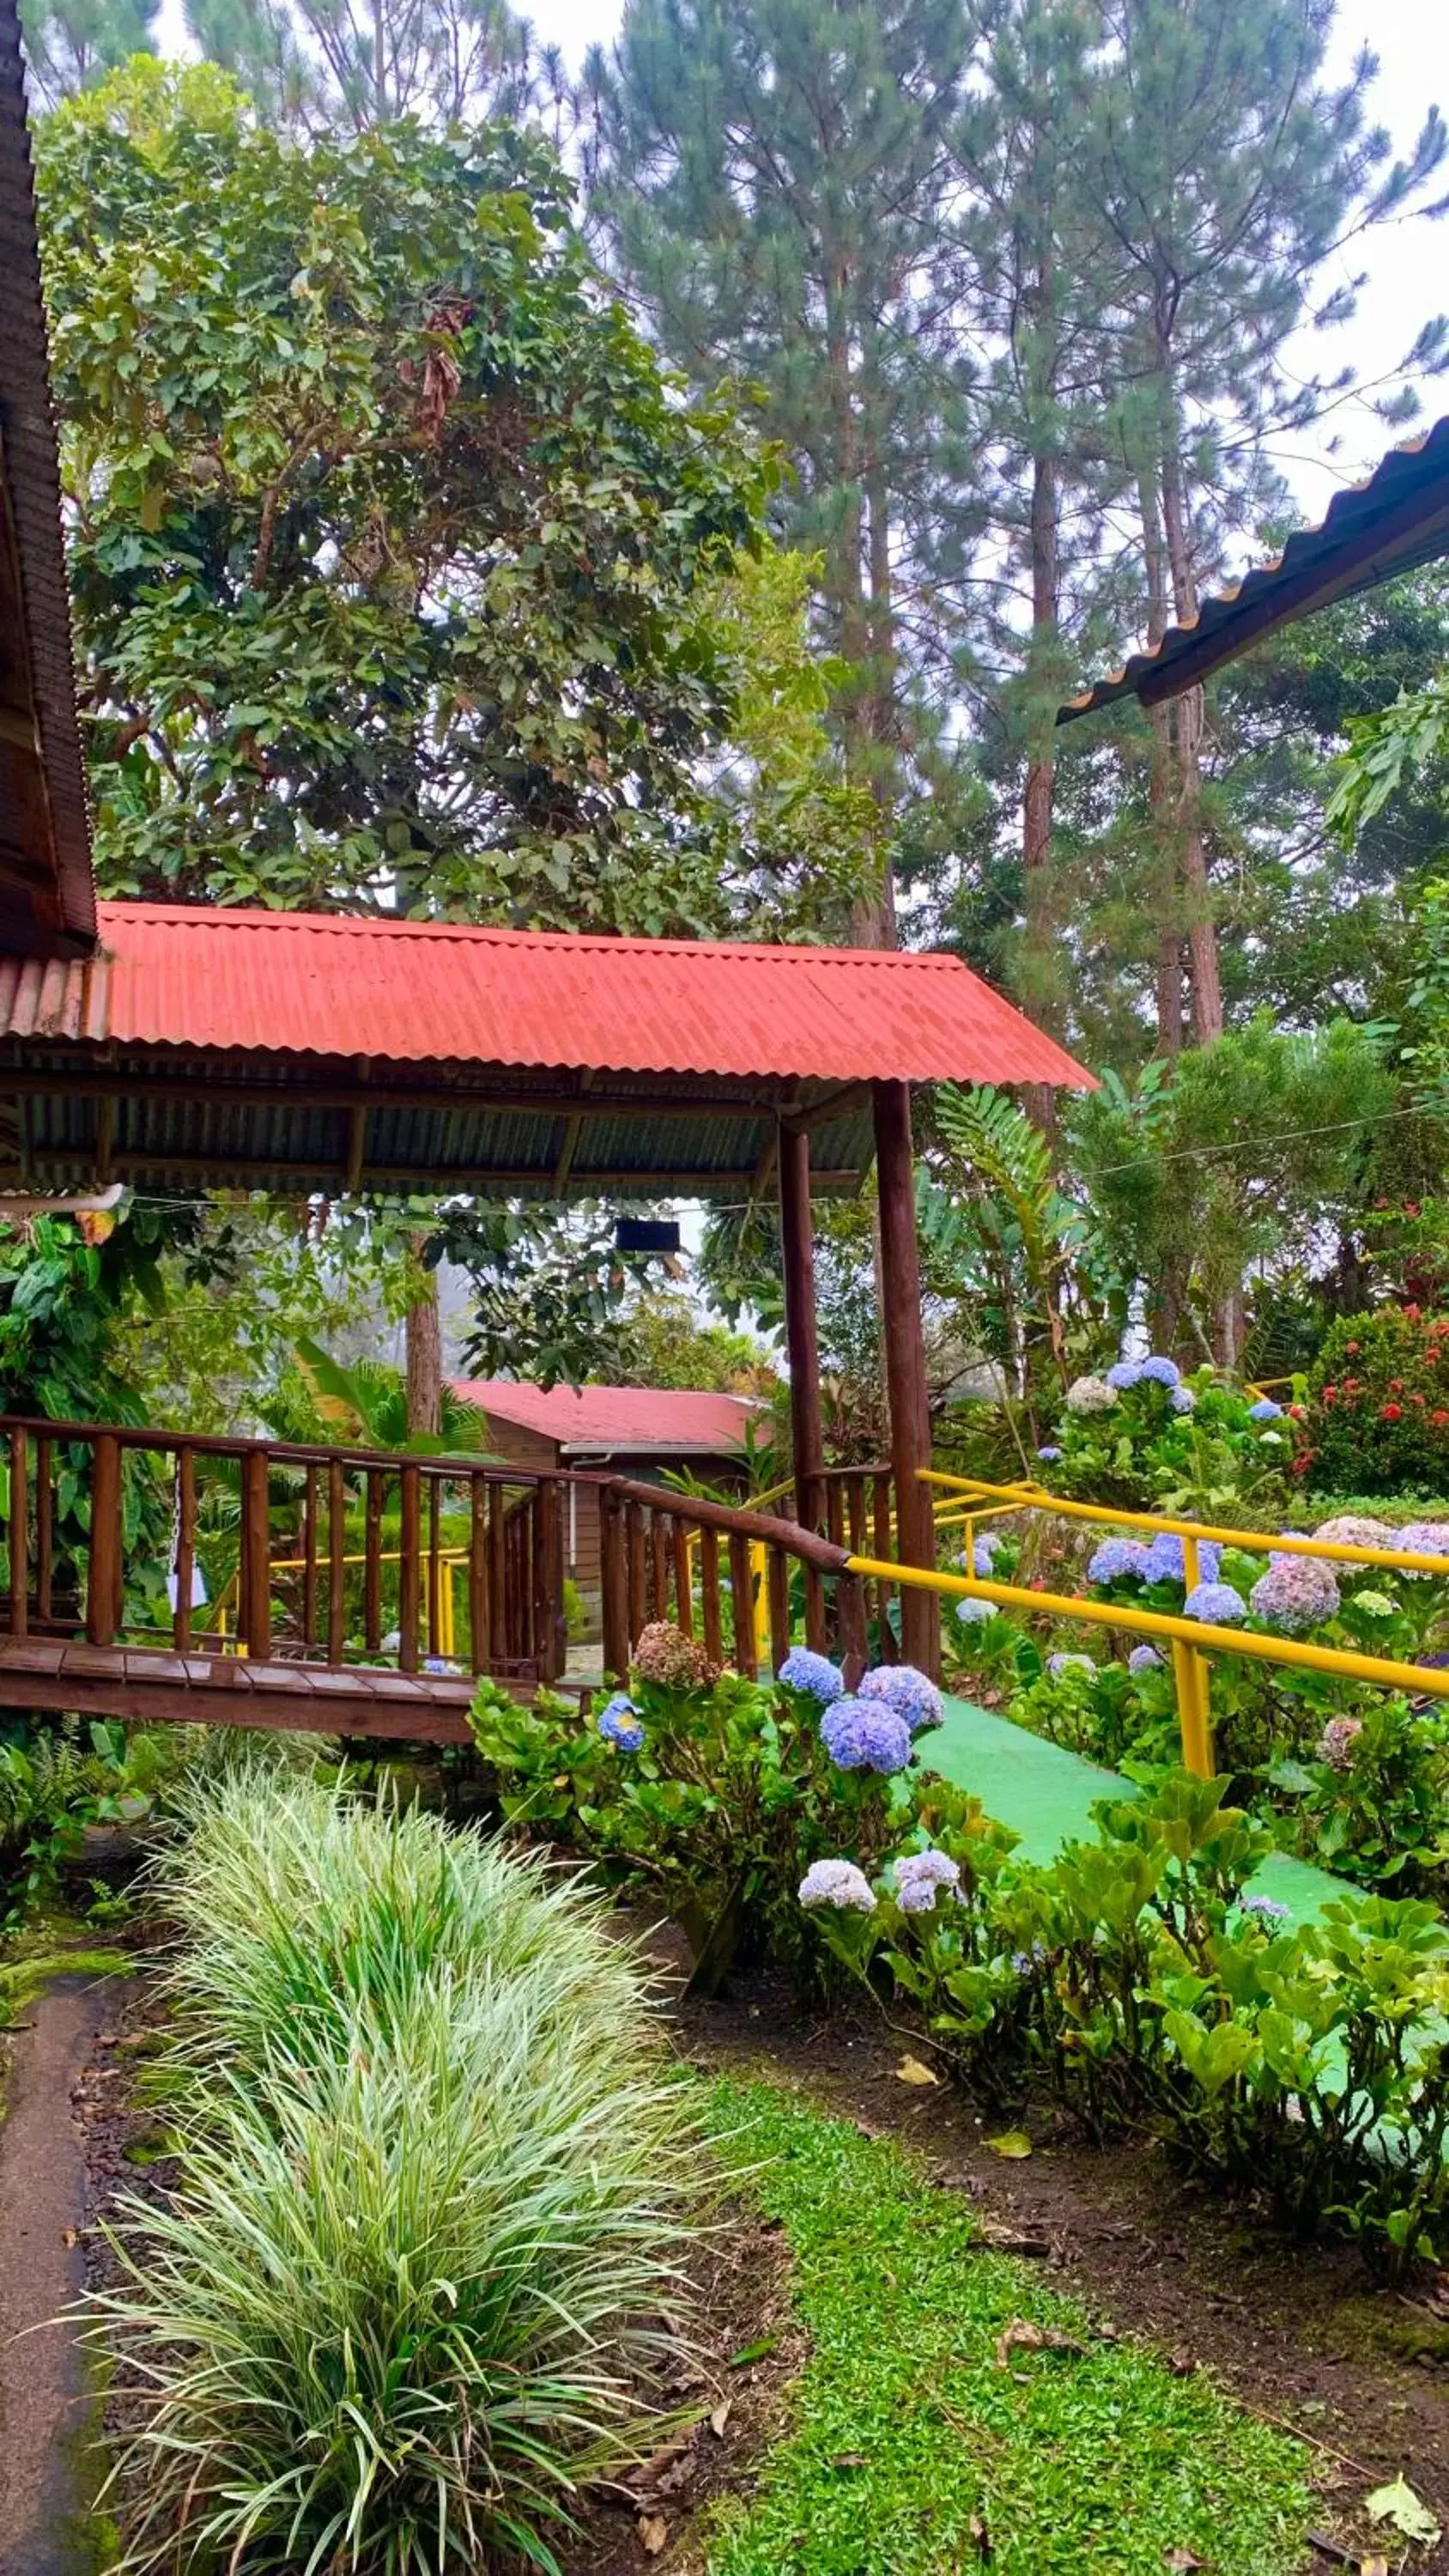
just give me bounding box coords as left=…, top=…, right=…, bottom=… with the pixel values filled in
left=728, top=1526, right=758, bottom=1680
left=327, top=1458, right=347, bottom=1665
left=398, top=1463, right=421, bottom=1673
left=767, top=1546, right=790, bottom=1674
left=671, top=1516, right=693, bottom=1634
left=541, top=1478, right=567, bottom=1681
left=173, top=1444, right=196, bottom=1653
left=699, top=1523, right=723, bottom=1668
left=241, top=1447, right=272, bottom=1662
left=626, top=1499, right=647, bottom=1652
left=836, top=1569, right=869, bottom=1689
left=7, top=1427, right=27, bottom=1638
left=600, top=1485, right=629, bottom=1681
left=88, top=1432, right=121, bottom=1648
left=469, top=1473, right=489, bottom=1674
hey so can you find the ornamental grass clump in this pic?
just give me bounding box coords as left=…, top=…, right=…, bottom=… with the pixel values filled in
left=88, top=1777, right=700, bottom=2576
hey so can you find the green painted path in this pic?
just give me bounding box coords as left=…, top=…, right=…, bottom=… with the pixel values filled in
left=931, top=1695, right=1348, bottom=1923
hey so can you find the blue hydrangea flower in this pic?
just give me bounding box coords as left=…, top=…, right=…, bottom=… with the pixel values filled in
left=820, top=1697, right=913, bottom=1775
left=597, top=1693, right=646, bottom=1753
left=1239, top=1893, right=1291, bottom=1924
left=1047, top=1651, right=1095, bottom=1678
left=1010, top=1941, right=1048, bottom=1974
left=1127, top=1643, right=1163, bottom=1674
left=1183, top=1580, right=1247, bottom=1625
left=859, top=1663, right=943, bottom=1733
left=1139, top=1355, right=1181, bottom=1388
left=894, top=1848, right=961, bottom=1914
left=1248, top=1398, right=1283, bottom=1422
left=779, top=1646, right=846, bottom=1705
left=1170, top=1386, right=1197, bottom=1414
left=1106, top=1358, right=1143, bottom=1390
left=1036, top=1443, right=1063, bottom=1462
left=962, top=1530, right=1005, bottom=1577
left=1143, top=1531, right=1222, bottom=1586
left=955, top=1596, right=996, bottom=1626
left=798, top=1858, right=876, bottom=1912
left=1088, top=1537, right=1151, bottom=1584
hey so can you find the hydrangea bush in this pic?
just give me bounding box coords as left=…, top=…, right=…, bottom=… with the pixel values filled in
left=470, top=1628, right=930, bottom=1999
left=1046, top=1358, right=1294, bottom=1518
left=801, top=1768, right=1449, bottom=2272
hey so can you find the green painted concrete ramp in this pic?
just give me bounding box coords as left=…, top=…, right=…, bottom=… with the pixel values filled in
left=931, top=1695, right=1349, bottom=1925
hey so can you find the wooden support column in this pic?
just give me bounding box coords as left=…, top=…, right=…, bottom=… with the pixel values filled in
left=779, top=1118, right=828, bottom=1649
left=871, top=1078, right=938, bottom=1676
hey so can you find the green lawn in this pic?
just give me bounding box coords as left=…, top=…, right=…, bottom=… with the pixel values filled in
left=702, top=2078, right=1311, bottom=2576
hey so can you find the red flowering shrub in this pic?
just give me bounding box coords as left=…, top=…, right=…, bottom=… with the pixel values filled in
left=1307, top=1309, right=1449, bottom=1495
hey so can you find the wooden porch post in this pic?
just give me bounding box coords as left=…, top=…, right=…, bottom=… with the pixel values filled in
left=871, top=1078, right=938, bottom=1675
left=779, top=1118, right=828, bottom=1649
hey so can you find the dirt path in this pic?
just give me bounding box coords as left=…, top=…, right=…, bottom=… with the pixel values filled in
left=0, top=1971, right=137, bottom=2576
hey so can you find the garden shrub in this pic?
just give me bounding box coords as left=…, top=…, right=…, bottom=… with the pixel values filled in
left=1046, top=1357, right=1292, bottom=1517
left=470, top=1631, right=946, bottom=1995
left=1305, top=1306, right=1449, bottom=1496
left=86, top=1776, right=697, bottom=2575
left=808, top=1769, right=1449, bottom=2273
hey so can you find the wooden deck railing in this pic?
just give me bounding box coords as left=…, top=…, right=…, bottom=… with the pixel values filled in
left=594, top=1473, right=877, bottom=1686
left=0, top=1415, right=568, bottom=1687
left=0, top=1419, right=900, bottom=1717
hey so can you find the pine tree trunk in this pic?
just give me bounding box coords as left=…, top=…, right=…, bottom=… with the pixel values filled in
left=1158, top=416, right=1222, bottom=1044
left=1137, top=470, right=1184, bottom=1056
left=1022, top=446, right=1061, bottom=1130
left=405, top=1233, right=442, bottom=1438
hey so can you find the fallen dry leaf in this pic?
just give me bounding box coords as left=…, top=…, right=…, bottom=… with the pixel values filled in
left=1360, top=2558, right=1390, bottom=2576
left=708, top=2400, right=731, bottom=2439
left=970, top=2508, right=992, bottom=2558
left=637, top=2512, right=669, bottom=2555
left=1364, top=2474, right=1441, bottom=2547
left=995, top=2315, right=1084, bottom=2369
left=831, top=2451, right=867, bottom=2470
left=985, top=2128, right=1033, bottom=2159
left=1164, top=2553, right=1206, bottom=2573
left=895, top=2053, right=939, bottom=2087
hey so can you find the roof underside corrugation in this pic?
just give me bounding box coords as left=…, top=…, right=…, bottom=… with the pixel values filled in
left=1058, top=412, right=1449, bottom=721
left=0, top=902, right=1094, bottom=1088
left=15, top=1058, right=870, bottom=1200
left=0, top=0, right=96, bottom=952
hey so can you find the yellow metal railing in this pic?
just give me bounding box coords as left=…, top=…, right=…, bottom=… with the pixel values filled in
left=840, top=1470, right=1449, bottom=1780
left=213, top=1546, right=467, bottom=1662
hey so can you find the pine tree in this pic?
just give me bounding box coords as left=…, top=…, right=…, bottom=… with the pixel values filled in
left=1079, top=0, right=1448, bottom=1054
left=588, top=0, right=979, bottom=944
left=20, top=0, right=156, bottom=105
left=184, top=0, right=548, bottom=131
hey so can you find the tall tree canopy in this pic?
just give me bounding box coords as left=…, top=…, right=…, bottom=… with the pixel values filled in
left=39, top=60, right=866, bottom=939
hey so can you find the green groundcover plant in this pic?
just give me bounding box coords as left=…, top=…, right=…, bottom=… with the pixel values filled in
left=82, top=1775, right=701, bottom=2575
left=808, top=1769, right=1449, bottom=2275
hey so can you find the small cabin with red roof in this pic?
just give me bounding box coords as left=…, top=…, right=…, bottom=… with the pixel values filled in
left=455, top=1382, right=771, bottom=1606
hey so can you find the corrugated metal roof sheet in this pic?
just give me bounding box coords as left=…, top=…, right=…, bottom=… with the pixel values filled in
left=1059, top=413, right=1449, bottom=721
left=4, top=902, right=1093, bottom=1088
left=456, top=1381, right=767, bottom=1455
left=0, top=0, right=96, bottom=952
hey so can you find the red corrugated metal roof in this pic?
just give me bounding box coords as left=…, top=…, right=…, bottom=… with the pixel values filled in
left=0, top=902, right=1093, bottom=1089
left=455, top=1379, right=768, bottom=1455
left=1058, top=414, right=1449, bottom=721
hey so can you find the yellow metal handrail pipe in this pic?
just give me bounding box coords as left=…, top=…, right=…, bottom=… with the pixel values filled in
left=844, top=1552, right=1449, bottom=1707
left=919, top=1468, right=1449, bottom=1580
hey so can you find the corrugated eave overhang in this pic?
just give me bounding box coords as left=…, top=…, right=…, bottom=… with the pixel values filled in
left=1058, top=413, right=1449, bottom=721
left=0, top=902, right=1094, bottom=1198
left=0, top=0, right=96, bottom=954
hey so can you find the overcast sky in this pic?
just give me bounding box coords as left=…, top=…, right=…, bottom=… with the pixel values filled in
left=152, top=0, right=1449, bottom=532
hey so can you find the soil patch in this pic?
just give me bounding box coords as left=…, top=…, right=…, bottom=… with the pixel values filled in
left=675, top=1962, right=1449, bottom=2573
left=0, top=1964, right=141, bottom=2576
